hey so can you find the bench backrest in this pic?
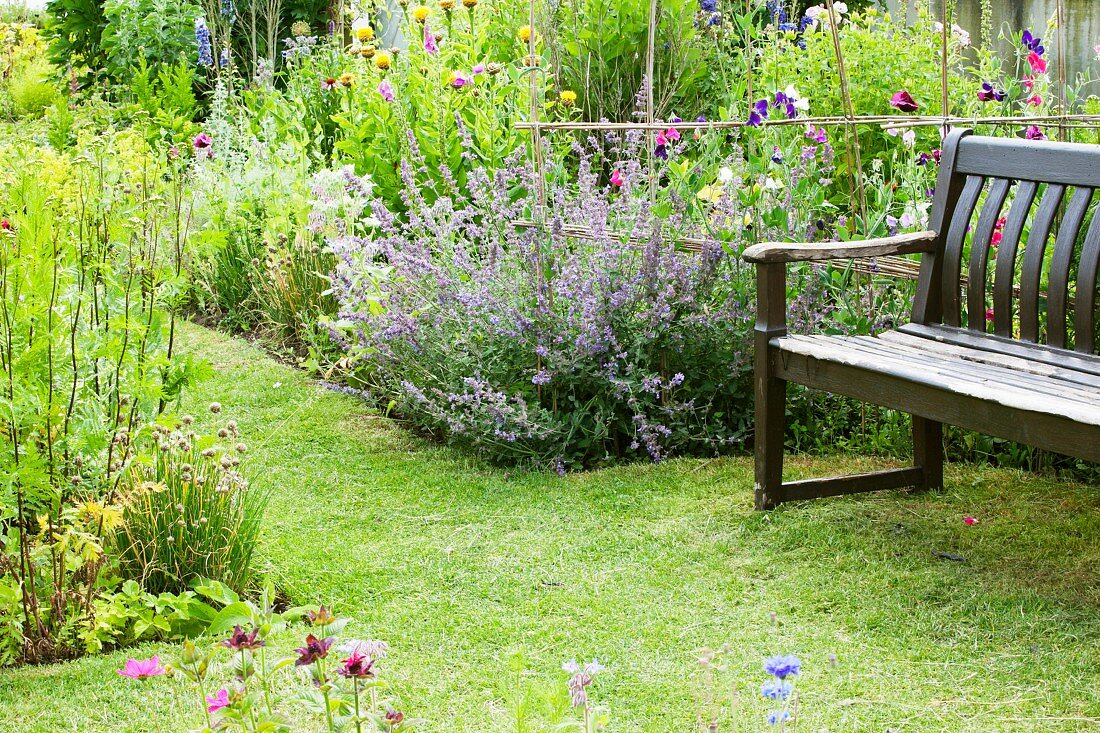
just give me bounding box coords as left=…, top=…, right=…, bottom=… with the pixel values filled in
left=914, top=129, right=1100, bottom=354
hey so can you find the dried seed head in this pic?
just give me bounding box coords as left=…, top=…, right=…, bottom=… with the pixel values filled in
left=201, top=447, right=217, bottom=458
left=181, top=415, right=194, bottom=426
left=218, top=428, right=229, bottom=438
left=235, top=443, right=247, bottom=454
left=209, top=402, right=222, bottom=414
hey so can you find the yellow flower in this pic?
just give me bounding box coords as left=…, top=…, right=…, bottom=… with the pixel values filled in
left=463, top=0, right=477, bottom=7
left=356, top=26, right=374, bottom=41
left=339, top=72, right=355, bottom=87
left=412, top=5, right=430, bottom=22
left=559, top=90, right=577, bottom=107
left=374, top=51, right=392, bottom=70
left=439, top=0, right=455, bottom=9
left=517, top=25, right=532, bottom=42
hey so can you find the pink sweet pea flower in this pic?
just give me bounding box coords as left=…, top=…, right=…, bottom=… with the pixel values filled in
left=1025, top=125, right=1047, bottom=140
left=1027, top=51, right=1047, bottom=75
left=964, top=516, right=978, bottom=525
left=890, top=90, right=919, bottom=112
left=664, top=127, right=681, bottom=142
left=378, top=78, right=395, bottom=102
left=1021, top=75, right=1035, bottom=91
left=424, top=23, right=439, bottom=55
left=206, top=689, right=230, bottom=713
left=118, top=656, right=167, bottom=680
left=610, top=169, right=624, bottom=187
left=1026, top=94, right=1042, bottom=107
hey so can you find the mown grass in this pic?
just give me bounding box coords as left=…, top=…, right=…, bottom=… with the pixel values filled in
left=2, top=321, right=1099, bottom=732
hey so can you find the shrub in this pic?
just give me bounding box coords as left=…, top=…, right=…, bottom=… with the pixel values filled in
left=115, top=408, right=267, bottom=595
left=329, top=137, right=758, bottom=469
left=9, top=59, right=58, bottom=116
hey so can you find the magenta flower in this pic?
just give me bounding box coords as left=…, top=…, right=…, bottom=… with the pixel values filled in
left=664, top=126, right=681, bottom=142
left=206, top=689, right=230, bottom=713
left=1027, top=51, right=1047, bottom=75
left=964, top=516, right=978, bottom=525
left=451, top=72, right=470, bottom=88
left=610, top=169, right=623, bottom=187
left=193, top=132, right=213, bottom=158
left=222, top=624, right=265, bottom=651
left=336, top=650, right=376, bottom=679
left=1026, top=94, right=1042, bottom=107
left=378, top=78, right=395, bottom=102
left=889, top=90, right=919, bottom=112
left=1025, top=125, right=1046, bottom=141
left=472, top=63, right=486, bottom=75
left=424, top=23, right=438, bottom=55
left=117, top=656, right=167, bottom=680
left=805, top=126, right=827, bottom=143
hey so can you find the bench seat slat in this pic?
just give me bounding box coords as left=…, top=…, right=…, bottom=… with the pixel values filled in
left=897, top=323, right=1100, bottom=378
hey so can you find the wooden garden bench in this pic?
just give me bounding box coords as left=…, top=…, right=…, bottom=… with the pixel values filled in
left=743, top=129, right=1100, bottom=510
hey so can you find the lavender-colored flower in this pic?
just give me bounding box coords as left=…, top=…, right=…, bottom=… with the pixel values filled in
left=472, top=63, right=486, bottom=75
left=761, top=679, right=793, bottom=700
left=195, top=18, right=214, bottom=67
left=339, top=639, right=389, bottom=660
left=378, top=78, right=395, bottom=101
left=219, top=0, right=236, bottom=24
left=563, top=659, right=604, bottom=708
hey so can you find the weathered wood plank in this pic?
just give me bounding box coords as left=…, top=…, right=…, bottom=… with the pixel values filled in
left=967, top=178, right=1012, bottom=332
left=774, top=335, right=1100, bottom=425
left=993, top=180, right=1038, bottom=337
left=1076, top=206, right=1100, bottom=354
left=897, top=323, right=1100, bottom=378
left=742, top=231, right=937, bottom=264
left=941, top=175, right=986, bottom=327
left=878, top=330, right=1100, bottom=390
left=1047, top=187, right=1093, bottom=348
left=1019, top=184, right=1065, bottom=342
left=955, top=136, right=1100, bottom=188
left=782, top=467, right=926, bottom=501
left=772, top=347, right=1100, bottom=463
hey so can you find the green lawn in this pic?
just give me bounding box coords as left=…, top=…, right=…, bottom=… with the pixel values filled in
left=3, top=321, right=1099, bottom=732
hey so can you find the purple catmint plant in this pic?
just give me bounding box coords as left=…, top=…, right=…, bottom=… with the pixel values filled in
left=327, top=134, right=766, bottom=469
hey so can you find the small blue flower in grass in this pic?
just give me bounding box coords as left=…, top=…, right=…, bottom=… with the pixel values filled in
left=698, top=0, right=717, bottom=12
left=764, top=654, right=801, bottom=679
left=761, top=679, right=793, bottom=700
left=767, top=710, right=792, bottom=726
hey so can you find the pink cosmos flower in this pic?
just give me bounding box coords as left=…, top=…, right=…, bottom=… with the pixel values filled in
left=890, top=90, right=919, bottom=112
left=424, top=23, right=439, bottom=55
left=964, top=516, right=978, bottom=525
left=1027, top=51, right=1047, bottom=75
left=610, top=169, right=624, bottom=187
left=206, top=689, right=230, bottom=713
left=117, top=656, right=167, bottom=680
left=378, top=78, right=395, bottom=102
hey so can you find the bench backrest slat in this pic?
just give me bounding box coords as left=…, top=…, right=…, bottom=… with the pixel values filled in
left=966, top=177, right=1011, bottom=332
left=940, top=175, right=985, bottom=327
left=1076, top=213, right=1100, bottom=353
left=919, top=129, right=1100, bottom=354
left=1047, top=187, right=1093, bottom=348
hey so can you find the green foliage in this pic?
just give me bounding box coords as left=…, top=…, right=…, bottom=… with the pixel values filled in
left=100, top=0, right=200, bottom=79
left=45, top=0, right=108, bottom=79
left=115, top=410, right=268, bottom=595
left=547, top=0, right=712, bottom=121
left=9, top=59, right=58, bottom=116
left=79, top=579, right=217, bottom=654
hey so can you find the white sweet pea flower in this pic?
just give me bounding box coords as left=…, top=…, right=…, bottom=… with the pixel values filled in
left=717, top=166, right=734, bottom=184
left=784, top=85, right=810, bottom=112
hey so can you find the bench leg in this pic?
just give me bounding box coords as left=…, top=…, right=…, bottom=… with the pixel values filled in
left=754, top=371, right=787, bottom=511
left=912, top=416, right=944, bottom=491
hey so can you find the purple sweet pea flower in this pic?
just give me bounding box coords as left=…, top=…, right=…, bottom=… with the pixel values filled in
left=976, top=81, right=1006, bottom=102
left=1025, top=125, right=1047, bottom=141
left=889, top=90, right=919, bottom=112
left=746, top=98, right=770, bottom=127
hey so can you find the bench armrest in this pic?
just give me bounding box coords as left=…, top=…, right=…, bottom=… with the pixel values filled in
left=742, top=230, right=938, bottom=264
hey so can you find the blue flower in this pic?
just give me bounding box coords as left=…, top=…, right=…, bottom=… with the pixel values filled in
left=761, top=679, right=793, bottom=699
left=770, top=146, right=783, bottom=164
left=764, top=654, right=801, bottom=679
left=195, top=18, right=213, bottom=67
left=698, top=0, right=717, bottom=12
left=220, top=0, right=236, bottom=24
left=767, top=710, right=791, bottom=726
